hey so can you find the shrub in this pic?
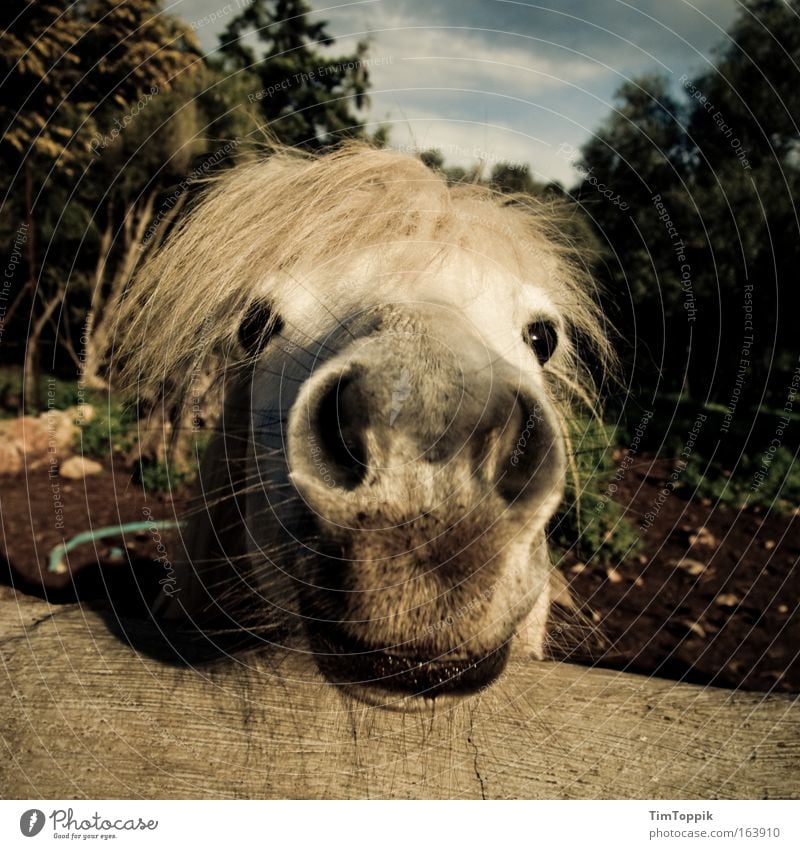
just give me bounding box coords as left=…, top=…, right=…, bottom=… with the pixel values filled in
left=548, top=418, right=641, bottom=565
left=74, top=400, right=137, bottom=461
left=677, top=446, right=800, bottom=514
left=131, top=455, right=194, bottom=494
left=0, top=367, right=101, bottom=416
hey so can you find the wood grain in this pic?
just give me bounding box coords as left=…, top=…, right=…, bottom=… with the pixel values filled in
left=1, top=598, right=797, bottom=799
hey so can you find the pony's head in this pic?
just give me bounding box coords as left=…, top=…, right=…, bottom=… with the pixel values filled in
left=119, top=144, right=609, bottom=704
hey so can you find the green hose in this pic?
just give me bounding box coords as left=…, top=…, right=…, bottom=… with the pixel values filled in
left=47, top=519, right=184, bottom=574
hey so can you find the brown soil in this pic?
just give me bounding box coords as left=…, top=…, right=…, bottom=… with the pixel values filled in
left=1, top=453, right=798, bottom=692
left=553, top=455, right=800, bottom=693
left=0, top=459, right=186, bottom=613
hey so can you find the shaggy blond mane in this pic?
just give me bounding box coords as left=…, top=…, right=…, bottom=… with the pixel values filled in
left=116, top=142, right=610, bottom=409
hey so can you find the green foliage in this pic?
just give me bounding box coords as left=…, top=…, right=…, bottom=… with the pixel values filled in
left=748, top=447, right=800, bottom=511
left=131, top=455, right=193, bottom=494
left=489, top=162, right=546, bottom=195
left=193, top=62, right=264, bottom=146
left=0, top=0, right=382, bottom=395
left=578, top=74, right=692, bottom=398
left=0, top=0, right=203, bottom=174
left=0, top=0, right=210, bottom=406
left=419, top=149, right=445, bottom=171
left=580, top=1, right=800, bottom=408
left=414, top=149, right=478, bottom=184
left=218, top=0, right=373, bottom=148
left=678, top=447, right=800, bottom=514
left=0, top=1, right=88, bottom=164
left=688, top=0, right=800, bottom=170
left=549, top=420, right=641, bottom=565
left=554, top=496, right=641, bottom=567
left=74, top=402, right=137, bottom=461
left=0, top=368, right=96, bottom=416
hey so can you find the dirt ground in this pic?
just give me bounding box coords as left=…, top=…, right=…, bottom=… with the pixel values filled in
left=553, top=456, right=800, bottom=693
left=0, top=459, right=185, bottom=612
left=1, top=453, right=798, bottom=693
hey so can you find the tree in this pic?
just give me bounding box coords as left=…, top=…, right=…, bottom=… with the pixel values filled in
left=688, top=0, right=800, bottom=172
left=0, top=1, right=87, bottom=407
left=685, top=0, right=800, bottom=406
left=0, top=0, right=205, bottom=407
left=578, top=74, right=695, bottom=400
left=579, top=1, right=800, bottom=410
left=218, top=0, right=372, bottom=147
left=489, top=162, right=547, bottom=195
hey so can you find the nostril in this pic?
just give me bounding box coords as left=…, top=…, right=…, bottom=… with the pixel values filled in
left=314, top=375, right=368, bottom=489
left=495, top=395, right=559, bottom=504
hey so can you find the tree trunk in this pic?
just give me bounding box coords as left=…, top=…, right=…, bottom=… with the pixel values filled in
left=22, top=293, right=60, bottom=412
left=23, top=160, right=37, bottom=302
left=20, top=159, right=40, bottom=410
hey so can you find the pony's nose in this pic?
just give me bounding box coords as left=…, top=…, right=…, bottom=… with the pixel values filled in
left=287, top=364, right=562, bottom=509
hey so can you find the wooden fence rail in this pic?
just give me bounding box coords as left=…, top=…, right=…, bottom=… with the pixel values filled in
left=1, top=598, right=797, bottom=799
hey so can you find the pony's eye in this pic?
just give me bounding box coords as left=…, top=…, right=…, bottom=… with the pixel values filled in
left=524, top=320, right=558, bottom=364
left=238, top=301, right=284, bottom=356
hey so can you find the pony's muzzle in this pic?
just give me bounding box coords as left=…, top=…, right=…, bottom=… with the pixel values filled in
left=286, top=362, right=564, bottom=514
left=283, top=348, right=564, bottom=699
left=307, top=622, right=512, bottom=698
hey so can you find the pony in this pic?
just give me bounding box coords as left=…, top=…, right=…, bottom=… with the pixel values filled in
left=117, top=143, right=610, bottom=705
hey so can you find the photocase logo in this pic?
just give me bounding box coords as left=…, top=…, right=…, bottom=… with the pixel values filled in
left=19, top=809, right=45, bottom=837
left=389, top=368, right=413, bottom=426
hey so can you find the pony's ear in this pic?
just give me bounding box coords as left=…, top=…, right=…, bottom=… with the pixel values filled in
left=238, top=300, right=283, bottom=357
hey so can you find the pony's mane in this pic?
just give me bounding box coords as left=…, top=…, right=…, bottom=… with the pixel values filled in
left=116, top=142, right=611, bottom=410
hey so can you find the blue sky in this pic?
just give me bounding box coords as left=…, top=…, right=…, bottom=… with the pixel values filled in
left=169, top=0, right=742, bottom=184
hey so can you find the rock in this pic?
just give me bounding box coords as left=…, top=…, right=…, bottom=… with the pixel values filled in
left=42, top=409, right=79, bottom=454
left=0, top=442, right=23, bottom=475
left=671, top=557, right=706, bottom=576
left=59, top=456, right=103, bottom=479
left=689, top=526, right=717, bottom=548
left=5, top=416, right=49, bottom=455
left=715, top=593, right=740, bottom=607
left=605, top=567, right=623, bottom=584
left=0, top=406, right=87, bottom=469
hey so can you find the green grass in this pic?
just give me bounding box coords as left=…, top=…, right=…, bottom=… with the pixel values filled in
left=548, top=419, right=642, bottom=565
left=677, top=446, right=800, bottom=513
left=610, top=395, right=800, bottom=515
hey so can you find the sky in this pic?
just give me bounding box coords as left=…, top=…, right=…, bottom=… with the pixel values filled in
left=168, top=0, right=742, bottom=184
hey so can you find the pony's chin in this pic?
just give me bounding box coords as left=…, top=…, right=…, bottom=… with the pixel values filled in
left=305, top=623, right=512, bottom=705
left=335, top=684, right=475, bottom=713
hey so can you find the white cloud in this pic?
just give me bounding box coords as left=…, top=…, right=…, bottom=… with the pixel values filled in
left=170, top=0, right=741, bottom=183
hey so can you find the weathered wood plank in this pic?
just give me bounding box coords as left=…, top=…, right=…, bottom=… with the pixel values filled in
left=1, top=598, right=797, bottom=799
